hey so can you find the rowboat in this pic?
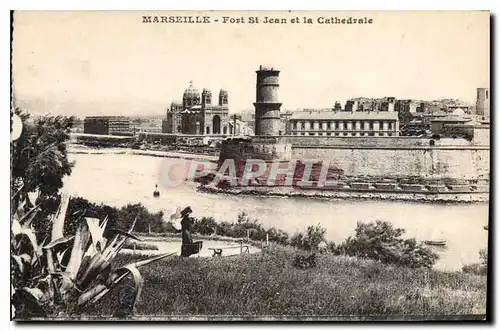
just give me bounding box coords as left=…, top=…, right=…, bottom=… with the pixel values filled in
left=424, top=239, right=447, bottom=246
left=425, top=230, right=447, bottom=246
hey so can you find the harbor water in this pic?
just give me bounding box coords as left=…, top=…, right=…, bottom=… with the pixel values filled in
left=65, top=152, right=489, bottom=271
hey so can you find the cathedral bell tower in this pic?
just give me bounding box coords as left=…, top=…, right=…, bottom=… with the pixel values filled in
left=219, top=89, right=228, bottom=106
left=202, top=88, right=212, bottom=106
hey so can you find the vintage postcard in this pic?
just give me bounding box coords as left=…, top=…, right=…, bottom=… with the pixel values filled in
left=10, top=10, right=490, bottom=321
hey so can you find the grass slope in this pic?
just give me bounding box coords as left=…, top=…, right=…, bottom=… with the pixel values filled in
left=77, top=247, right=486, bottom=318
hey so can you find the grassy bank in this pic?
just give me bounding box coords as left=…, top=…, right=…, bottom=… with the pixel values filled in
left=76, top=246, right=486, bottom=318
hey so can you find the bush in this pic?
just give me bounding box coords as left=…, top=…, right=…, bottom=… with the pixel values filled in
left=463, top=248, right=488, bottom=276
left=193, top=217, right=217, bottom=235
left=118, top=203, right=164, bottom=233
left=462, top=263, right=487, bottom=276
left=336, top=220, right=439, bottom=269
left=479, top=248, right=488, bottom=266
left=327, top=241, right=340, bottom=255
left=210, top=213, right=270, bottom=241
left=161, top=221, right=179, bottom=233
left=267, top=227, right=289, bottom=246
left=290, top=224, right=326, bottom=251
left=65, top=198, right=168, bottom=237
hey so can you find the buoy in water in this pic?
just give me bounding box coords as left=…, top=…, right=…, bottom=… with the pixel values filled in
left=153, top=185, right=160, bottom=198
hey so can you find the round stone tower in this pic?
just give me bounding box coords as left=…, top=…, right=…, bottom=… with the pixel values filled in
left=476, top=87, right=490, bottom=119
left=254, top=65, right=282, bottom=136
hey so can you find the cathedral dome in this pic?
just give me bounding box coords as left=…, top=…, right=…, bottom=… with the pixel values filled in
left=183, top=81, right=200, bottom=100
left=451, top=108, right=466, bottom=116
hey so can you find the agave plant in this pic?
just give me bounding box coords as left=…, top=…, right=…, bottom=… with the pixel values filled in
left=11, top=190, right=174, bottom=319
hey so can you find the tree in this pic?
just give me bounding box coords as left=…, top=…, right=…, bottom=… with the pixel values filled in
left=337, top=220, right=439, bottom=268
left=11, top=108, right=75, bottom=239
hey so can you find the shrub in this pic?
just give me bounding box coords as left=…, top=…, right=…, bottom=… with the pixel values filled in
left=215, top=221, right=234, bottom=237
left=463, top=248, right=488, bottom=276
left=462, top=263, right=487, bottom=276
left=193, top=217, right=217, bottom=235
left=479, top=248, right=488, bottom=266
left=161, top=221, right=179, bottom=233
left=336, top=220, right=439, bottom=269
left=267, top=227, right=289, bottom=246
left=119, top=203, right=164, bottom=233
left=290, top=224, right=326, bottom=251
left=326, top=241, right=340, bottom=255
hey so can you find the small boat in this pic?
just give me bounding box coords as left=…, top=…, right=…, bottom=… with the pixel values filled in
left=424, top=239, right=447, bottom=246
left=484, top=225, right=489, bottom=231
left=425, top=230, right=447, bottom=246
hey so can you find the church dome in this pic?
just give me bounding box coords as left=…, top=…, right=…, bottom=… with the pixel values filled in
left=451, top=108, right=466, bottom=116
left=183, top=81, right=200, bottom=100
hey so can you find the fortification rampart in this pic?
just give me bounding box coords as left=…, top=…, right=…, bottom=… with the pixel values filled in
left=218, top=136, right=490, bottom=187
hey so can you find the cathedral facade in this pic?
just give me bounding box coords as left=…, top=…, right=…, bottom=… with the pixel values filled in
left=162, top=81, right=230, bottom=135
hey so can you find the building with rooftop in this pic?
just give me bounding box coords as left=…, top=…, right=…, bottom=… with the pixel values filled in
left=83, top=116, right=131, bottom=136
left=162, top=81, right=230, bottom=135
left=286, top=110, right=399, bottom=137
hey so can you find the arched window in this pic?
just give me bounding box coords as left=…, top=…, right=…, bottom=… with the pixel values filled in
left=206, top=126, right=210, bottom=134
left=223, top=126, right=227, bottom=134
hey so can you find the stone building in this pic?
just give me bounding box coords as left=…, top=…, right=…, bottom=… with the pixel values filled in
left=162, top=81, right=230, bottom=135
left=287, top=110, right=399, bottom=137
left=254, top=65, right=282, bottom=136
left=229, top=119, right=254, bottom=136
left=476, top=87, right=490, bottom=121
left=396, top=99, right=419, bottom=126
left=84, top=116, right=131, bottom=136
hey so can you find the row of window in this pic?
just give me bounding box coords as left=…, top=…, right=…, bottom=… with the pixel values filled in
left=292, top=132, right=395, bottom=137
left=291, top=120, right=395, bottom=131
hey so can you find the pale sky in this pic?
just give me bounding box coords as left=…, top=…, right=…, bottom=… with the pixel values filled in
left=12, top=11, right=490, bottom=117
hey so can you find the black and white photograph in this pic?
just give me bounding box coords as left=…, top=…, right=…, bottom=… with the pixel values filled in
left=10, top=10, right=490, bottom=321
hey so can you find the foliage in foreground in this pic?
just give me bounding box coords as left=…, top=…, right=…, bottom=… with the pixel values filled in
left=11, top=192, right=174, bottom=319
left=332, top=220, right=439, bottom=269
left=80, top=247, right=486, bottom=317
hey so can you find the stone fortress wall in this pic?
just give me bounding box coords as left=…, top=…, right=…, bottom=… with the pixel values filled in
left=218, top=135, right=489, bottom=193
left=285, top=136, right=489, bottom=182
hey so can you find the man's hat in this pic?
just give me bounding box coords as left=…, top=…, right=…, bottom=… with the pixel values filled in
left=181, top=206, right=192, bottom=217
